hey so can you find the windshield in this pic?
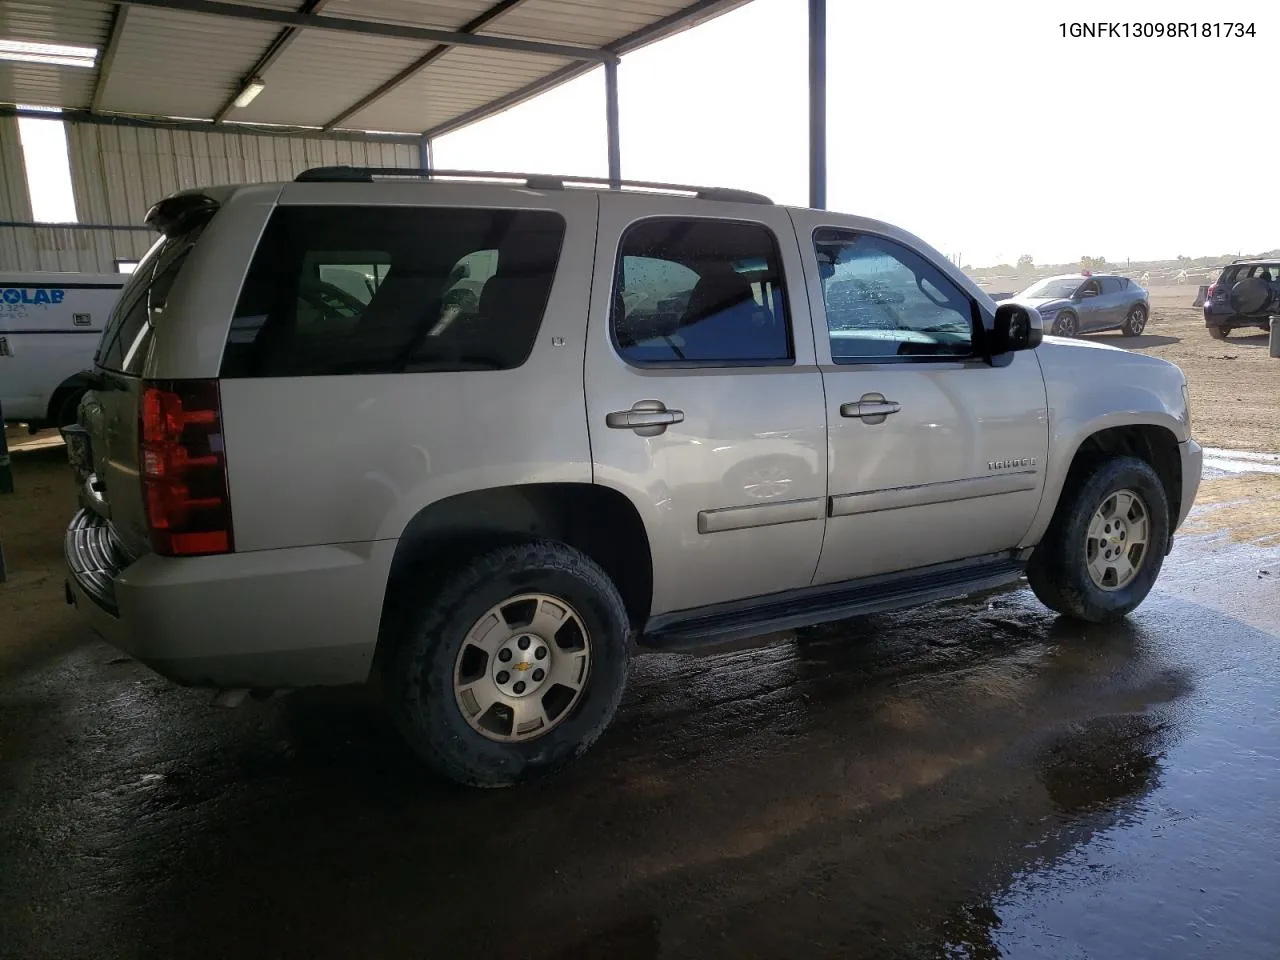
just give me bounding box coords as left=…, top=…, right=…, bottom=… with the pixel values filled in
left=1020, top=277, right=1081, bottom=299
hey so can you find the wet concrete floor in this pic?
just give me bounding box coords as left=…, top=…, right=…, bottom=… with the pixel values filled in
left=2, top=511, right=1279, bottom=958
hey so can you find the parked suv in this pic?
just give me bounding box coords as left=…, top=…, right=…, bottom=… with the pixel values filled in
left=1203, top=259, right=1280, bottom=339
left=63, top=168, right=1202, bottom=787
left=1009, top=273, right=1150, bottom=338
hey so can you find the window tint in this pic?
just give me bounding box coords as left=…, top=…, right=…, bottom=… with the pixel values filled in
left=813, top=230, right=975, bottom=361
left=96, top=223, right=207, bottom=375
left=1099, top=277, right=1122, bottom=294
left=612, top=218, right=792, bottom=365
left=221, top=206, right=565, bottom=378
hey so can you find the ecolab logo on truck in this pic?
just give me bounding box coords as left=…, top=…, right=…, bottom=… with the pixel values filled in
left=1, top=288, right=66, bottom=305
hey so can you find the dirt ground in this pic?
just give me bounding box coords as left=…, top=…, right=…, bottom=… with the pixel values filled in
left=0, top=437, right=80, bottom=674
left=1064, top=285, right=1276, bottom=452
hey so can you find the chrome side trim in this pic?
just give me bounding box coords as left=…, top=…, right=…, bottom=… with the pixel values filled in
left=830, top=470, right=1039, bottom=518
left=698, top=497, right=826, bottom=534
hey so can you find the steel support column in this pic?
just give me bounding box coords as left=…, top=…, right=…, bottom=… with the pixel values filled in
left=419, top=136, right=432, bottom=173
left=808, top=0, right=827, bottom=210
left=604, top=59, right=621, bottom=187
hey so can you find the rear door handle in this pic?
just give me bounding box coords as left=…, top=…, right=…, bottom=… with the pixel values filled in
left=840, top=393, right=901, bottom=424
left=606, top=400, right=684, bottom=437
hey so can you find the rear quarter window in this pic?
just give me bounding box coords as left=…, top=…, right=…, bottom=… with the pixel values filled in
left=95, top=221, right=209, bottom=375
left=220, top=206, right=566, bottom=378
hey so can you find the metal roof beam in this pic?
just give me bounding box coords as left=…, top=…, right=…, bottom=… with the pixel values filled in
left=115, top=0, right=613, bottom=62
left=421, top=0, right=749, bottom=139
left=321, top=0, right=529, bottom=133
left=1, top=106, right=422, bottom=145
left=90, top=4, right=130, bottom=114
left=214, top=0, right=330, bottom=124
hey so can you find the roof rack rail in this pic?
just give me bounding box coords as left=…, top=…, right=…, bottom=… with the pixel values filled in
left=293, top=166, right=773, bottom=204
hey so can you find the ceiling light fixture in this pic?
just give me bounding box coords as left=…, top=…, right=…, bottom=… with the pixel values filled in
left=233, top=78, right=266, bottom=109
left=0, top=38, right=97, bottom=69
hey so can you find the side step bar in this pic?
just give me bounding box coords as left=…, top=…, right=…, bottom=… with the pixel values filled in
left=641, top=553, right=1027, bottom=650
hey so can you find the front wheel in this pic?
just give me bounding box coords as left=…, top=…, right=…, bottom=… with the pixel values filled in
left=1121, top=304, right=1148, bottom=336
left=1027, top=455, right=1169, bottom=623
left=1051, top=311, right=1079, bottom=337
left=389, top=541, right=631, bottom=787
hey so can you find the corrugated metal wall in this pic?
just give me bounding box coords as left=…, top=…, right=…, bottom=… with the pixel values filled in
left=0, top=119, right=419, bottom=274
left=0, top=115, right=39, bottom=270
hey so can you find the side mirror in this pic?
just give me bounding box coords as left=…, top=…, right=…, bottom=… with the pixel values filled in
left=991, top=303, right=1042, bottom=355
left=1076, top=288, right=1097, bottom=299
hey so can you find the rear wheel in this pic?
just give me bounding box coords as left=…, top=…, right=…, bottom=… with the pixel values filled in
left=1051, top=311, right=1079, bottom=337
left=1027, top=455, right=1169, bottom=623
left=54, top=389, right=85, bottom=429
left=389, top=540, right=630, bottom=787
left=1208, top=325, right=1231, bottom=340
left=1121, top=304, right=1148, bottom=336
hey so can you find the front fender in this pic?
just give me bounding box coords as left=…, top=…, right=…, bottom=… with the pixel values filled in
left=1020, top=345, right=1189, bottom=547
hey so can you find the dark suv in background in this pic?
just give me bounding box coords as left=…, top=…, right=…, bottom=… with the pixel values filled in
left=1204, top=260, right=1280, bottom=339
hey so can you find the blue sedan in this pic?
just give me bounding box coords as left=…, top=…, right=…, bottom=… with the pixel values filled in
left=1010, top=273, right=1150, bottom=338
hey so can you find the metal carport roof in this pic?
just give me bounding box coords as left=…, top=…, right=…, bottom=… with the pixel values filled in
left=0, top=0, right=753, bottom=141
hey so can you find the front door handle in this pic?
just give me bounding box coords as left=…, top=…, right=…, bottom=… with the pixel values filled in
left=840, top=393, right=901, bottom=425
left=606, top=400, right=684, bottom=437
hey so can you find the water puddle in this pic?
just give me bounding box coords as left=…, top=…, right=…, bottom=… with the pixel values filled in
left=1202, top=448, right=1280, bottom=477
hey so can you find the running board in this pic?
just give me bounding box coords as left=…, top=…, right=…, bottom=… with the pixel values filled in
left=641, top=552, right=1027, bottom=650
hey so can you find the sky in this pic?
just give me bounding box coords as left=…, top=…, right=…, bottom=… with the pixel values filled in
left=18, top=0, right=1276, bottom=268
left=434, top=0, right=1276, bottom=267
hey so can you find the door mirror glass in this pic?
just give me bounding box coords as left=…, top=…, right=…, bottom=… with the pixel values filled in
left=992, top=303, right=1043, bottom=354
left=1076, top=287, right=1097, bottom=299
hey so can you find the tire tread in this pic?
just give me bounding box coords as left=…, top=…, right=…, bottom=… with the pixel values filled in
left=390, top=540, right=629, bottom=787
left=1028, top=455, right=1168, bottom=623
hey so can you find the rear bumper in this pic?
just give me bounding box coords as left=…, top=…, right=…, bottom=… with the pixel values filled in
left=65, top=509, right=396, bottom=688
left=1204, top=310, right=1271, bottom=329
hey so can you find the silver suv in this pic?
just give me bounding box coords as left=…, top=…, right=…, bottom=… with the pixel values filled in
left=63, top=168, right=1203, bottom=787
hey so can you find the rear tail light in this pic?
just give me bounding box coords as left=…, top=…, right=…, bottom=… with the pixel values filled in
left=140, top=379, right=233, bottom=556
left=1207, top=281, right=1218, bottom=298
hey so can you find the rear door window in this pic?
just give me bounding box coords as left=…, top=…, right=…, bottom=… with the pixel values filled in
left=221, top=206, right=565, bottom=378
left=611, top=218, right=793, bottom=366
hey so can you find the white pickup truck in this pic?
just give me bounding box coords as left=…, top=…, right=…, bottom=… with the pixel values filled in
left=0, top=272, right=127, bottom=431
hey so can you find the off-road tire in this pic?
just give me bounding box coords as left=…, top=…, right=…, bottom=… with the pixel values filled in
left=389, top=540, right=630, bottom=788
left=1207, top=325, right=1230, bottom=341
left=1121, top=304, right=1148, bottom=337
left=1027, top=455, right=1169, bottom=623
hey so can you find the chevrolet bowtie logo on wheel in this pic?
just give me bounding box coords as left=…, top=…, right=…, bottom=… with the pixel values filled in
left=511, top=661, right=533, bottom=672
